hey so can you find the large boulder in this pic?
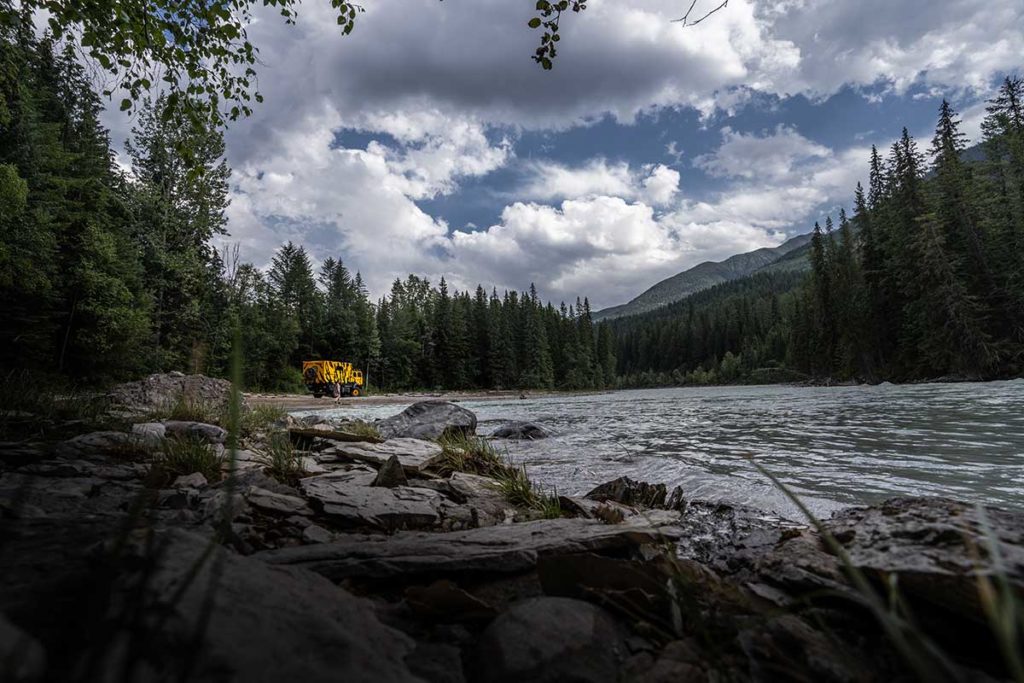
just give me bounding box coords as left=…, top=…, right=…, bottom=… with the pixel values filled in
left=106, top=373, right=238, bottom=415
left=475, top=597, right=622, bottom=683
left=109, top=529, right=420, bottom=682
left=376, top=401, right=477, bottom=440
left=490, top=421, right=549, bottom=440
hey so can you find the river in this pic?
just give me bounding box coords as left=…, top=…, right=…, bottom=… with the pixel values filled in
left=297, top=380, right=1024, bottom=520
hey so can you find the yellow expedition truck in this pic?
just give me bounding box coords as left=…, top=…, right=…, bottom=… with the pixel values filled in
left=302, top=360, right=365, bottom=398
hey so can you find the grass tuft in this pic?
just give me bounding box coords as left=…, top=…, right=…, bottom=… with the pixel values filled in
left=436, top=434, right=561, bottom=516
left=256, top=432, right=307, bottom=485
left=152, top=435, right=224, bottom=483
left=337, top=419, right=381, bottom=440
left=0, top=370, right=112, bottom=438
left=238, top=404, right=289, bottom=437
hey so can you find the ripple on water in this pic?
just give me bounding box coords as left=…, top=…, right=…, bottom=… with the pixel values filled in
left=303, top=381, right=1024, bottom=518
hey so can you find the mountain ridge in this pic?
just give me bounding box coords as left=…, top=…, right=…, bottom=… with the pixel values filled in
left=594, top=232, right=812, bottom=321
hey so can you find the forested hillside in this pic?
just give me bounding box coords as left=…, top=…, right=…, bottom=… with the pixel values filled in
left=613, top=79, right=1024, bottom=386
left=0, top=24, right=614, bottom=392
left=594, top=233, right=811, bottom=321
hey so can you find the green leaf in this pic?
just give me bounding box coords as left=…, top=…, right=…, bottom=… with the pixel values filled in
left=528, top=17, right=542, bottom=28
left=119, top=98, right=132, bottom=111
left=536, top=1, right=551, bottom=9
left=541, top=57, right=553, bottom=69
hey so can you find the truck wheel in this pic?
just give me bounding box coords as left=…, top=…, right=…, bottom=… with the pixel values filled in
left=351, top=388, right=360, bottom=397
left=313, top=392, right=323, bottom=398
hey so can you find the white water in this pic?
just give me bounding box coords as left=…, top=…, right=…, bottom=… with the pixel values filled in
left=299, top=380, right=1024, bottom=519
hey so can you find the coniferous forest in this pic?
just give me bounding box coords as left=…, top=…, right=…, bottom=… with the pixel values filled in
left=0, top=24, right=615, bottom=392
left=613, top=78, right=1024, bottom=387
left=3, top=18, right=1022, bottom=393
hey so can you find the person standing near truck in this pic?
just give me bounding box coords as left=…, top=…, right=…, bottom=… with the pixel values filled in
left=332, top=381, right=341, bottom=404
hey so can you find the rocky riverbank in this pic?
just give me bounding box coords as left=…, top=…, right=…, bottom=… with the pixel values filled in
left=1, top=373, right=1021, bottom=682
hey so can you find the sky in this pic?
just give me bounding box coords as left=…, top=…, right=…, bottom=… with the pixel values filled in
left=104, top=0, right=1024, bottom=310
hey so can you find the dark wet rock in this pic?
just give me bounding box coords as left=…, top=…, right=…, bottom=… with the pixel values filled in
left=672, top=500, right=805, bottom=569
left=0, top=612, right=46, bottom=682
left=376, top=400, right=477, bottom=440
left=257, top=516, right=683, bottom=581
left=585, top=476, right=667, bottom=508
left=320, top=438, right=445, bottom=474
left=246, top=486, right=313, bottom=516
left=475, top=597, right=622, bottom=683
left=161, top=420, right=227, bottom=444
left=106, top=372, right=238, bottom=415
left=95, top=529, right=421, bottom=682
left=0, top=473, right=139, bottom=519
left=490, top=421, right=549, bottom=440
left=405, top=580, right=499, bottom=623
left=372, top=455, right=409, bottom=488
left=823, top=497, right=1024, bottom=619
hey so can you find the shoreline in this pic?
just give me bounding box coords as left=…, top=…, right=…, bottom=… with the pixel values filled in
left=246, top=388, right=611, bottom=410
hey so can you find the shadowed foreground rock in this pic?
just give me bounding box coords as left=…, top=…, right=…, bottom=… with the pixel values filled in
left=258, top=515, right=682, bottom=581
left=3, top=385, right=1023, bottom=682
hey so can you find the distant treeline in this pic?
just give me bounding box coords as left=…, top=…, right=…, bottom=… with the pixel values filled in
left=612, top=79, right=1024, bottom=386
left=0, top=24, right=615, bottom=392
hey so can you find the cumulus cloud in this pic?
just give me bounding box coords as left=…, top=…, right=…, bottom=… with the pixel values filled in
left=694, top=125, right=832, bottom=181
left=518, top=159, right=679, bottom=206
left=177, top=0, right=1022, bottom=308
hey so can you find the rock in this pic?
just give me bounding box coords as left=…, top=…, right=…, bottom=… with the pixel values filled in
left=490, top=421, right=549, bottom=440
left=376, top=401, right=477, bottom=440
left=301, top=471, right=443, bottom=530
left=302, top=524, right=334, bottom=544
left=289, top=426, right=384, bottom=444
left=407, top=643, right=466, bottom=683
left=130, top=422, right=166, bottom=443
left=321, top=438, right=446, bottom=474
left=201, top=490, right=249, bottom=524
left=161, top=420, right=227, bottom=444
left=441, top=472, right=510, bottom=527
left=247, top=486, right=313, bottom=516
left=106, top=373, right=238, bottom=415
left=476, top=597, right=622, bottom=683
left=54, top=431, right=146, bottom=458
left=172, top=472, right=208, bottom=489
left=372, top=455, right=408, bottom=488
left=98, top=529, right=421, bottom=682
left=257, top=516, right=683, bottom=581
left=0, top=613, right=46, bottom=682
left=823, top=497, right=1024, bottom=621
left=405, top=580, right=499, bottom=623
left=584, top=476, right=667, bottom=508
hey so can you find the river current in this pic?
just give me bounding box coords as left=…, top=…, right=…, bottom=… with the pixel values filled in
left=299, top=380, right=1024, bottom=519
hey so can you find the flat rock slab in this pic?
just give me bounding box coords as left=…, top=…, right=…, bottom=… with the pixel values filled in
left=300, top=470, right=443, bottom=529
left=257, top=516, right=682, bottom=581
left=321, top=438, right=445, bottom=473
left=247, top=486, right=313, bottom=516
left=289, top=426, right=384, bottom=444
